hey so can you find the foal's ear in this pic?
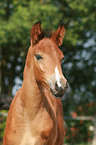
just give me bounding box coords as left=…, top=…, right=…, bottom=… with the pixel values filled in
left=31, top=21, right=43, bottom=46
left=51, top=23, right=65, bottom=46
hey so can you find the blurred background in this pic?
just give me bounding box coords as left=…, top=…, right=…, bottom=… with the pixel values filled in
left=0, top=0, right=96, bottom=144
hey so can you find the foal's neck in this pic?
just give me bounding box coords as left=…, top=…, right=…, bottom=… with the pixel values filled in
left=21, top=70, right=43, bottom=119
left=20, top=54, right=44, bottom=118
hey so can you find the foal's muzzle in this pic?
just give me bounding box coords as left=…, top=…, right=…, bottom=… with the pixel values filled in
left=55, top=81, right=68, bottom=93
left=51, top=80, right=69, bottom=98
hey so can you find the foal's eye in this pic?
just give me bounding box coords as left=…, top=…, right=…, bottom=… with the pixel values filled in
left=35, top=54, right=43, bottom=60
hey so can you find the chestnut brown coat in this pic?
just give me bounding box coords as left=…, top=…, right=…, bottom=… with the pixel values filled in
left=3, top=22, right=68, bottom=145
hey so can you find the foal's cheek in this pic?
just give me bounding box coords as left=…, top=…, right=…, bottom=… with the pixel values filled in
left=39, top=62, right=45, bottom=72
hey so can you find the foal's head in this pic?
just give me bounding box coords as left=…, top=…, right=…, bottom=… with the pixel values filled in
left=28, top=22, right=68, bottom=98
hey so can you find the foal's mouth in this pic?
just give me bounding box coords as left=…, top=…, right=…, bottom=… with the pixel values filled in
left=50, top=88, right=67, bottom=98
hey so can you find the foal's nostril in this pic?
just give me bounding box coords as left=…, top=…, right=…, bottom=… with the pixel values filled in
left=55, top=82, right=64, bottom=93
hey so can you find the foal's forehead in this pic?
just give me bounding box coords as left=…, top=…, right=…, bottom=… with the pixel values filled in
left=34, top=38, right=64, bottom=58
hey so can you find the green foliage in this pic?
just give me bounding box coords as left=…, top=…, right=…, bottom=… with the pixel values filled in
left=59, top=0, right=96, bottom=116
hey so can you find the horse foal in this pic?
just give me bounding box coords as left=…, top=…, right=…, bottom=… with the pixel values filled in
left=3, top=21, right=68, bottom=145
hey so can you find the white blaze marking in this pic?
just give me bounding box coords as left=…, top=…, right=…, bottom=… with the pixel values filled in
left=55, top=66, right=61, bottom=87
